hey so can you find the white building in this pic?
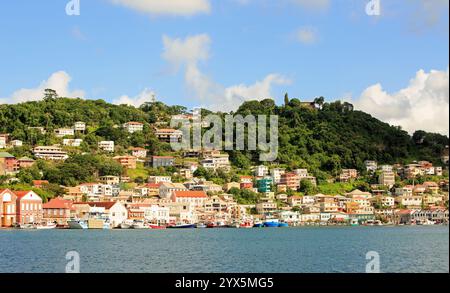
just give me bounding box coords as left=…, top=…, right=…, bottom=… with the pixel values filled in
left=364, top=160, right=378, bottom=173
left=87, top=202, right=127, bottom=228
left=63, top=139, right=83, bottom=147
left=123, top=122, right=144, bottom=133
left=10, top=140, right=23, bottom=147
left=379, top=171, right=395, bottom=188
left=148, top=176, right=172, bottom=184
left=54, top=128, right=75, bottom=138
left=98, top=141, right=115, bottom=152
left=159, top=182, right=188, bottom=199
left=270, top=168, right=285, bottom=184
left=294, top=169, right=309, bottom=178
left=254, top=165, right=269, bottom=177
left=74, top=122, right=86, bottom=132
left=130, top=147, right=147, bottom=158
left=33, top=146, right=68, bottom=161
left=143, top=205, right=170, bottom=225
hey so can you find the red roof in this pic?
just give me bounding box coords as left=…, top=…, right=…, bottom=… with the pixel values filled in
left=14, top=191, right=41, bottom=200
left=173, top=191, right=207, bottom=198
left=85, top=202, right=118, bottom=210
left=43, top=198, right=73, bottom=209
left=146, top=183, right=162, bottom=188
left=33, top=180, right=49, bottom=186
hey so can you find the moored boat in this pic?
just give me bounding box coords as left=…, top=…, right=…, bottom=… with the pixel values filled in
left=263, top=218, right=279, bottom=228
left=120, top=220, right=134, bottom=229
left=36, top=222, right=57, bottom=230
left=67, top=219, right=88, bottom=229
left=19, top=223, right=35, bottom=229
left=131, top=220, right=148, bottom=229
left=148, top=224, right=166, bottom=230
left=240, top=222, right=253, bottom=228
left=196, top=223, right=207, bottom=228
left=278, top=222, right=289, bottom=228
left=168, top=223, right=196, bottom=229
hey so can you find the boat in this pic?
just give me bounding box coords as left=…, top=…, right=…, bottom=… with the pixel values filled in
left=131, top=220, right=148, bottom=229
left=240, top=222, right=253, bottom=228
left=19, top=223, right=35, bottom=229
left=206, top=222, right=217, bottom=228
left=196, top=223, right=207, bottom=228
left=36, top=222, right=57, bottom=230
left=263, top=218, right=279, bottom=228
left=67, top=219, right=88, bottom=229
left=278, top=222, right=289, bottom=228
left=120, top=220, right=134, bottom=229
left=168, top=223, right=196, bottom=229
left=350, top=219, right=359, bottom=226
left=253, top=221, right=264, bottom=228
left=148, top=224, right=166, bottom=230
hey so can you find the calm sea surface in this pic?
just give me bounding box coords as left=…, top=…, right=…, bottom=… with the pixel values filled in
left=0, top=226, right=448, bottom=273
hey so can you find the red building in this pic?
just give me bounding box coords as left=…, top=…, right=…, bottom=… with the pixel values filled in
left=43, top=198, right=74, bottom=226
left=280, top=172, right=300, bottom=191
left=0, top=189, right=17, bottom=227
left=15, top=191, right=43, bottom=225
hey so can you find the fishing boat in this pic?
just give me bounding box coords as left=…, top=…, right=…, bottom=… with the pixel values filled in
left=263, top=218, right=279, bottom=228
left=36, top=222, right=57, bottom=230
left=67, top=219, right=88, bottom=229
left=168, top=223, right=196, bottom=229
left=120, top=220, right=134, bottom=229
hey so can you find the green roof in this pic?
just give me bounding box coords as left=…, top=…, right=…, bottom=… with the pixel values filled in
left=0, top=152, right=15, bottom=158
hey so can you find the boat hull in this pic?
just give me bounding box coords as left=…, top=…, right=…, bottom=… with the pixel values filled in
left=68, top=220, right=88, bottom=229
left=168, top=224, right=196, bottom=229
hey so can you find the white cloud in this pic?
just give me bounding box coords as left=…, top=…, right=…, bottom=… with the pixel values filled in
left=113, top=88, right=156, bottom=107
left=162, top=34, right=290, bottom=111
left=352, top=68, right=449, bottom=135
left=293, top=26, right=319, bottom=45
left=0, top=71, right=85, bottom=104
left=108, top=0, right=211, bottom=16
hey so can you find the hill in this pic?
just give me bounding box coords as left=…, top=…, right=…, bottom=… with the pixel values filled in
left=1, top=93, right=448, bottom=182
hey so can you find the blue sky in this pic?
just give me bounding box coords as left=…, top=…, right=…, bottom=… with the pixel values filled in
left=0, top=0, right=448, bottom=134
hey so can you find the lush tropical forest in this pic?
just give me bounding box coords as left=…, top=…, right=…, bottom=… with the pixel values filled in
left=1, top=91, right=448, bottom=189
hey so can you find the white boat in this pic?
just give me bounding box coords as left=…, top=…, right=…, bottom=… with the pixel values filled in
left=36, top=222, right=57, bottom=230
left=120, top=220, right=134, bottom=229
left=68, top=219, right=88, bottom=229
left=131, top=220, right=147, bottom=229
left=19, top=223, right=35, bottom=229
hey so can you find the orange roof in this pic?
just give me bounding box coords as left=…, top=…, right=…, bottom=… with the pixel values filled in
left=85, top=202, right=118, bottom=210
left=173, top=191, right=207, bottom=198
left=14, top=191, right=41, bottom=200
left=146, top=183, right=162, bottom=188
left=43, top=198, right=73, bottom=209
left=33, top=180, right=49, bottom=186
left=156, top=128, right=177, bottom=132
left=125, top=121, right=143, bottom=125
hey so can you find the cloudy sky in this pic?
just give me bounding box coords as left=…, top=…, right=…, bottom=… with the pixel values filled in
left=0, top=0, right=448, bottom=135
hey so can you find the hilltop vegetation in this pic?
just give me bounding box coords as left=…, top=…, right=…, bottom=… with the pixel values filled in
left=1, top=92, right=448, bottom=187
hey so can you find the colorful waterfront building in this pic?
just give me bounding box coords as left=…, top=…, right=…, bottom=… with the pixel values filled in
left=15, top=191, right=43, bottom=225
left=42, top=198, right=74, bottom=226
left=0, top=189, right=17, bottom=227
